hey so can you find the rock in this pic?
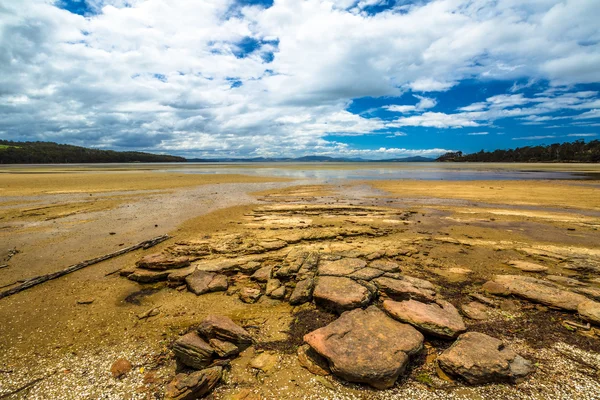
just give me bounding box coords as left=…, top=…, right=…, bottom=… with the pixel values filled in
left=165, top=366, right=222, bottom=400
left=313, top=276, right=372, bottom=312
left=297, top=344, right=330, bottom=376
left=110, top=358, right=132, bottom=379
left=137, top=253, right=190, bottom=270
left=289, top=278, right=315, bottom=305
left=173, top=332, right=214, bottom=369
left=275, top=250, right=308, bottom=278
left=209, top=338, right=240, bottom=357
left=492, top=275, right=588, bottom=311
left=369, top=260, right=400, bottom=273
left=128, top=269, right=170, bottom=283
left=304, top=306, right=423, bottom=389
left=270, top=285, right=286, bottom=299
left=197, top=315, right=253, bottom=346
left=437, top=332, right=533, bottom=384
left=239, top=286, right=262, bottom=303
left=251, top=266, right=272, bottom=282
left=507, top=260, right=548, bottom=272
left=259, top=239, right=287, bottom=251
left=265, top=279, right=282, bottom=296
left=578, top=300, right=600, bottom=325
left=383, top=299, right=466, bottom=339
left=349, top=267, right=385, bottom=281
left=366, top=250, right=386, bottom=260
left=249, top=352, right=279, bottom=372
left=297, top=252, right=320, bottom=280
left=186, top=271, right=228, bottom=295
left=546, top=275, right=587, bottom=287
left=482, top=280, right=511, bottom=296
left=167, top=266, right=197, bottom=286
left=468, top=293, right=496, bottom=307
left=374, top=276, right=436, bottom=302
left=461, top=301, right=490, bottom=320
left=447, top=267, right=472, bottom=275
left=573, top=286, right=600, bottom=301
left=318, top=258, right=367, bottom=276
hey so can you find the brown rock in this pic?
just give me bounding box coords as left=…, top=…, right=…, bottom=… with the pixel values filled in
left=289, top=278, right=315, bottom=305
left=239, top=286, right=262, bottom=303
left=249, top=352, right=279, bottom=372
left=128, top=269, right=170, bottom=283
left=482, top=280, right=510, bottom=296
left=304, top=306, right=424, bottom=389
left=265, top=279, right=282, bottom=296
left=186, top=271, right=228, bottom=295
left=318, top=258, right=367, bottom=276
left=297, top=344, right=330, bottom=376
left=349, top=267, right=385, bottom=281
left=251, top=266, right=272, bottom=282
left=137, top=253, right=190, bottom=270
left=437, top=332, right=533, bottom=384
left=374, top=276, right=435, bottom=302
left=173, top=332, right=214, bottom=369
left=167, top=266, right=197, bottom=286
left=493, top=275, right=588, bottom=310
left=297, top=252, right=320, bottom=280
left=461, top=301, right=490, bottom=320
left=383, top=299, right=466, bottom=339
left=209, top=338, right=240, bottom=357
left=369, top=260, right=401, bottom=273
left=546, top=275, right=587, bottom=287
left=507, top=260, right=548, bottom=272
left=197, top=315, right=253, bottom=345
left=313, top=276, right=372, bottom=312
left=110, top=358, right=132, bottom=379
left=165, top=366, right=222, bottom=400
left=578, top=300, right=600, bottom=325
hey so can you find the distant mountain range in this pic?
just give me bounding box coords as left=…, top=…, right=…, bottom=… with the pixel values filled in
left=186, top=155, right=435, bottom=163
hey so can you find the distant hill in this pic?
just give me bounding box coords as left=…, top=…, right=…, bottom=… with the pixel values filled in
left=186, top=155, right=435, bottom=162
left=0, top=140, right=186, bottom=164
left=436, top=140, right=600, bottom=163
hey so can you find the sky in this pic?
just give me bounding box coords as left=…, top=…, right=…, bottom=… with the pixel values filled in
left=1, top=0, right=599, bottom=159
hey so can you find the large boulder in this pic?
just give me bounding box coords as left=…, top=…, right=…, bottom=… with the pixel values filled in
left=374, top=276, right=436, bottom=302
left=313, top=276, right=372, bottom=312
left=383, top=299, right=466, bottom=339
left=491, top=275, right=588, bottom=311
left=304, top=306, right=423, bottom=389
left=197, top=315, right=253, bottom=346
left=185, top=271, right=228, bottom=295
left=289, top=278, right=315, bottom=305
left=137, top=253, right=190, bottom=270
left=172, top=332, right=214, bottom=369
left=165, top=366, right=222, bottom=400
left=437, top=332, right=533, bottom=384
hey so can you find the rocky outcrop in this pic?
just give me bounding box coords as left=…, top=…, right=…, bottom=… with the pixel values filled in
left=437, top=332, right=533, bottom=384
left=489, top=275, right=588, bottom=311
left=383, top=299, right=466, bottom=339
left=185, top=271, right=228, bottom=295
left=313, top=276, right=372, bottom=312
left=304, top=306, right=424, bottom=389
left=137, top=253, right=190, bottom=270
left=165, top=366, right=222, bottom=400
left=173, top=332, right=215, bottom=369
left=197, top=315, right=253, bottom=346
left=289, top=278, right=315, bottom=305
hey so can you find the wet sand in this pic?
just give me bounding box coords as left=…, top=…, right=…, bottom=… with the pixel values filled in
left=1, top=166, right=599, bottom=399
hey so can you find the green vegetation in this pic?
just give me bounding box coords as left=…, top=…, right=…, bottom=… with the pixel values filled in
left=0, top=140, right=185, bottom=164
left=437, top=140, right=600, bottom=163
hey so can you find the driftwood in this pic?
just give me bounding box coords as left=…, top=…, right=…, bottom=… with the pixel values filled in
left=0, top=264, right=8, bottom=270
left=0, top=235, right=170, bottom=300
left=0, top=376, right=46, bottom=399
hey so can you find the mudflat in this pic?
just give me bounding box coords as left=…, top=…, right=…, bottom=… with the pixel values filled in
left=1, top=165, right=599, bottom=400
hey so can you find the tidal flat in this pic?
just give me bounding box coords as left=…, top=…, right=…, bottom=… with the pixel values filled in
left=1, top=164, right=600, bottom=399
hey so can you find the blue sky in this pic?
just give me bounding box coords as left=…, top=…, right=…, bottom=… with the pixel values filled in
left=1, top=0, right=599, bottom=159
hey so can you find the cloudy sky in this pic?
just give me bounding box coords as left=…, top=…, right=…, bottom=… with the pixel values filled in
left=1, top=0, right=599, bottom=159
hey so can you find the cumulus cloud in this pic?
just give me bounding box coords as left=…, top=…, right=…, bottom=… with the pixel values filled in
left=0, top=0, right=599, bottom=157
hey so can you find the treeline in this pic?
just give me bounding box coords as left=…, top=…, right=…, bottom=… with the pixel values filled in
left=437, top=140, right=600, bottom=163
left=0, top=140, right=186, bottom=164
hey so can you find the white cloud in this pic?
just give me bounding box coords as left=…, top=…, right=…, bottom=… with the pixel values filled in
left=384, top=94, right=437, bottom=114
left=512, top=135, right=556, bottom=140
left=567, top=133, right=596, bottom=137
left=467, top=132, right=488, bottom=136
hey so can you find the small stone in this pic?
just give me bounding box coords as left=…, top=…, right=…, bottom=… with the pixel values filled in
left=250, top=352, right=279, bottom=373
left=437, top=332, right=533, bottom=384
left=297, top=344, right=330, bottom=376
left=76, top=298, right=94, bottom=305
left=468, top=293, right=496, bottom=307
left=482, top=281, right=510, bottom=296
left=289, top=278, right=315, bottom=305
left=461, top=301, right=490, bottom=320
left=197, top=315, right=253, bottom=345
left=270, top=285, right=286, bottom=300
left=110, top=358, right=132, bottom=379
left=265, top=279, right=282, bottom=296
left=209, top=339, right=240, bottom=358
left=239, top=287, right=262, bottom=303
left=251, top=266, right=272, bottom=282
left=128, top=269, right=170, bottom=283
left=137, top=253, right=190, bottom=270
left=173, top=332, right=214, bottom=369
left=165, top=366, right=222, bottom=400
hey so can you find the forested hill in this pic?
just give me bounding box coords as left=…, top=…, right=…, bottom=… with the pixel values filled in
left=0, top=140, right=185, bottom=164
left=437, top=140, right=600, bottom=163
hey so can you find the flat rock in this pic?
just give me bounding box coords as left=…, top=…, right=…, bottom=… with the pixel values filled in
left=209, top=338, right=240, bottom=358
left=197, top=315, right=253, bottom=345
left=167, top=266, right=197, bottom=285
left=492, top=275, right=588, bottom=311
left=374, top=276, right=436, bottom=302
left=297, top=344, right=330, bottom=376
left=461, top=301, right=490, bottom=320
left=383, top=299, right=466, bottom=339
left=349, top=267, right=385, bottom=281
left=369, top=260, right=401, bottom=273
left=128, top=269, right=170, bottom=283
left=265, top=279, right=282, bottom=296
left=185, top=271, right=228, bottom=295
left=275, top=250, right=308, bottom=278
left=437, top=332, right=533, bottom=384
left=137, top=253, right=190, bottom=270
left=251, top=266, right=272, bottom=282
left=578, top=300, right=600, bottom=325
left=507, top=260, right=548, bottom=272
left=250, top=352, right=279, bottom=372
left=304, top=306, right=423, bottom=389
left=270, top=285, right=286, bottom=299
left=173, top=332, right=215, bottom=369
left=289, top=278, right=315, bottom=305
left=313, top=276, right=372, bottom=312
left=318, top=258, right=367, bottom=277
left=165, top=366, right=222, bottom=400
left=546, top=275, right=587, bottom=287
left=573, top=286, right=600, bottom=301
left=482, top=281, right=511, bottom=296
